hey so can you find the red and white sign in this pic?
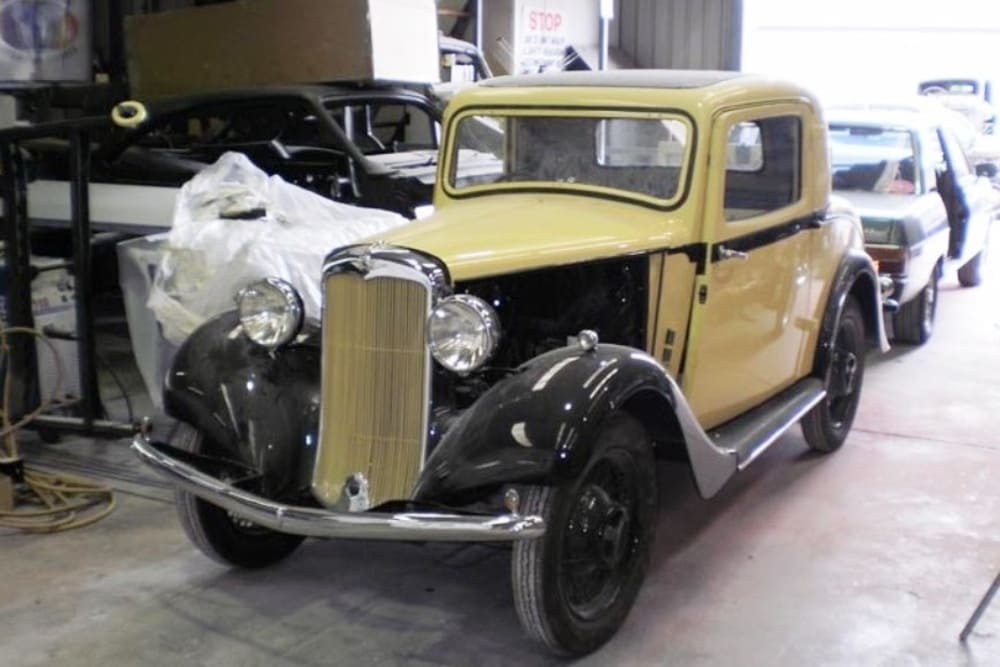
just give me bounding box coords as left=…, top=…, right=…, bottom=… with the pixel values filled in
left=516, top=4, right=569, bottom=74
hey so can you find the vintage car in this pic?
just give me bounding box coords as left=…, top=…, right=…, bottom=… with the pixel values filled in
left=31, top=85, right=442, bottom=218
left=439, top=35, right=493, bottom=84
left=828, top=106, right=995, bottom=344
left=133, top=70, right=888, bottom=656
left=918, top=77, right=996, bottom=134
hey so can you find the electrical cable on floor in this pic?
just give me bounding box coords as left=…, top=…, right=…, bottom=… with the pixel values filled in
left=0, top=326, right=116, bottom=533
left=95, top=349, right=135, bottom=423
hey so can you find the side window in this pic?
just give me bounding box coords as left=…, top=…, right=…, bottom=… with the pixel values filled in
left=726, top=122, right=763, bottom=171
left=723, top=115, right=801, bottom=222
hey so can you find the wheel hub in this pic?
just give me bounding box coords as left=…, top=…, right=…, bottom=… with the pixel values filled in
left=598, top=505, right=631, bottom=569
left=923, top=282, right=936, bottom=331
left=573, top=484, right=633, bottom=570
left=831, top=350, right=858, bottom=397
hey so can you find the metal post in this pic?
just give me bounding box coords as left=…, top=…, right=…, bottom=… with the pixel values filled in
left=68, top=129, right=101, bottom=426
left=474, top=0, right=484, bottom=51
left=0, top=141, right=38, bottom=418
left=960, top=569, right=1000, bottom=641
left=598, top=0, right=614, bottom=71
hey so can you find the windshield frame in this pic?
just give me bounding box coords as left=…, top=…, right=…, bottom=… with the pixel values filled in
left=441, top=105, right=697, bottom=210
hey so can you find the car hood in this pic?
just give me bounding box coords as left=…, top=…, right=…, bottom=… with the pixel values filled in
left=832, top=191, right=926, bottom=221
left=366, top=193, right=690, bottom=282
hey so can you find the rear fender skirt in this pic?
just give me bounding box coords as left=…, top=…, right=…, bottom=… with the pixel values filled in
left=163, top=311, right=321, bottom=498
left=412, top=344, right=737, bottom=502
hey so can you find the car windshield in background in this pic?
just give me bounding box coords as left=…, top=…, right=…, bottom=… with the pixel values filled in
left=829, top=125, right=917, bottom=194
left=324, top=99, right=439, bottom=155
left=448, top=111, right=692, bottom=204
left=921, top=80, right=979, bottom=95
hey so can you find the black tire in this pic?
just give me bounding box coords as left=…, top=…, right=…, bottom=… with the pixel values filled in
left=174, top=425, right=304, bottom=568
left=957, top=248, right=986, bottom=287
left=512, top=412, right=657, bottom=656
left=893, top=270, right=938, bottom=345
left=802, top=296, right=866, bottom=453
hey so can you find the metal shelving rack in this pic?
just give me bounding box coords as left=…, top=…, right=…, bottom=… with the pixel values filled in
left=1, top=112, right=136, bottom=439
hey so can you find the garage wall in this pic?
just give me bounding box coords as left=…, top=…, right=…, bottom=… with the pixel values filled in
left=743, top=0, right=1000, bottom=101
left=612, top=0, right=742, bottom=70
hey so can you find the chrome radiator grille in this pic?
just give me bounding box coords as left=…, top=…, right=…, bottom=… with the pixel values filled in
left=312, top=270, right=430, bottom=508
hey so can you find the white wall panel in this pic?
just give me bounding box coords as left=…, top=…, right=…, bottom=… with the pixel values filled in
left=613, top=0, right=741, bottom=70
left=744, top=0, right=1000, bottom=100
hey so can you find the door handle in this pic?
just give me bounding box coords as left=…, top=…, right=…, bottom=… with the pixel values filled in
left=717, top=245, right=749, bottom=261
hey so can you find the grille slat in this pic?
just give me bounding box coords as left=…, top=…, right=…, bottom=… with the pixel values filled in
left=313, top=271, right=429, bottom=507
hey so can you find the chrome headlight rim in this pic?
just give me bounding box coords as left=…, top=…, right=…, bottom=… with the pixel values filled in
left=237, top=277, right=304, bottom=349
left=428, top=294, right=500, bottom=374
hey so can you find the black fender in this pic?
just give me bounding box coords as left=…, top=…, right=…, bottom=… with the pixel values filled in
left=413, top=343, right=732, bottom=502
left=814, top=248, right=889, bottom=377
left=163, top=311, right=321, bottom=498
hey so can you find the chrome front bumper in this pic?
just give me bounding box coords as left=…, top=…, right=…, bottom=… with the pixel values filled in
left=132, top=436, right=545, bottom=542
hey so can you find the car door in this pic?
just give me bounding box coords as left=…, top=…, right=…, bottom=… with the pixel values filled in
left=935, top=125, right=994, bottom=261
left=683, top=105, right=816, bottom=428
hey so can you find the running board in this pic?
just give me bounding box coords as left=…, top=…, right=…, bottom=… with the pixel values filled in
left=708, top=378, right=826, bottom=471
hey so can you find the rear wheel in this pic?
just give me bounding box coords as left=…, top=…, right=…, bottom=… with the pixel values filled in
left=958, top=248, right=986, bottom=287
left=512, top=413, right=657, bottom=656
left=174, top=425, right=304, bottom=568
left=802, top=296, right=866, bottom=453
left=893, top=270, right=938, bottom=344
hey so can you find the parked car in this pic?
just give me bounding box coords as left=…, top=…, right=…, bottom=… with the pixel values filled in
left=828, top=106, right=996, bottom=344
left=133, top=70, right=887, bottom=656
left=918, top=77, right=996, bottom=134
left=30, top=84, right=443, bottom=219
left=439, top=35, right=493, bottom=83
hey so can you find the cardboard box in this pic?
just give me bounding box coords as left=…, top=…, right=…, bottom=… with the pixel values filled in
left=126, top=0, right=439, bottom=99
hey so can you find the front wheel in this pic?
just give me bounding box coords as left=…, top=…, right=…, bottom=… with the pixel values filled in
left=174, top=425, right=305, bottom=568
left=512, top=412, right=657, bottom=656
left=802, top=296, right=866, bottom=453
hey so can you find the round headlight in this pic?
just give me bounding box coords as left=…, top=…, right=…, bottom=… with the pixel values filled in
left=237, top=278, right=303, bottom=348
left=428, top=295, right=500, bottom=374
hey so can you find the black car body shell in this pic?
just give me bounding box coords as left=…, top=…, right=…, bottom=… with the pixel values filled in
left=30, top=84, right=443, bottom=217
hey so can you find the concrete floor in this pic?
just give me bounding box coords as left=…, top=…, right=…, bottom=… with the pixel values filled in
left=2, top=256, right=999, bottom=666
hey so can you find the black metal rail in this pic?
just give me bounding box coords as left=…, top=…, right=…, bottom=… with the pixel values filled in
left=1, top=114, right=136, bottom=439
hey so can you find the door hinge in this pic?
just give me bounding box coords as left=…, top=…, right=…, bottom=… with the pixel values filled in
left=698, top=285, right=708, bottom=304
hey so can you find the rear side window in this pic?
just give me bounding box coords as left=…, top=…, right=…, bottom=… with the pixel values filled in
left=723, top=115, right=801, bottom=222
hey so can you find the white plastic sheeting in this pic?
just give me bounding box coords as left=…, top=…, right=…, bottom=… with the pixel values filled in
left=148, top=152, right=410, bottom=344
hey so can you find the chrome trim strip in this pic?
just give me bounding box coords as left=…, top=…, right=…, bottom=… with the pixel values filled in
left=133, top=436, right=545, bottom=542
left=323, top=244, right=451, bottom=299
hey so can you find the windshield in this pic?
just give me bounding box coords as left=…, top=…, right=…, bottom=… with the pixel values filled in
left=447, top=111, right=692, bottom=204
left=829, top=124, right=917, bottom=195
